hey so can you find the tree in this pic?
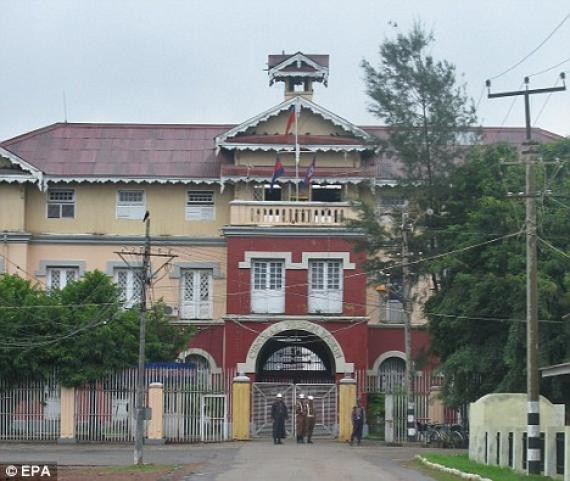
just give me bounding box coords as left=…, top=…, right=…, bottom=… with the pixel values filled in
left=0, top=271, right=194, bottom=386
left=426, top=141, right=570, bottom=407
left=360, top=22, right=478, bottom=291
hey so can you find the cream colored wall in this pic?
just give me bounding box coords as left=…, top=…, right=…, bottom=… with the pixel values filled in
left=236, top=150, right=360, bottom=169
left=0, top=184, right=26, bottom=231
left=26, top=243, right=227, bottom=320
left=248, top=109, right=347, bottom=137
left=24, top=184, right=232, bottom=237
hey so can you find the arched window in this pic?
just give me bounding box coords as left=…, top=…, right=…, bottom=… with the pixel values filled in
left=262, top=346, right=326, bottom=372
left=184, top=354, right=210, bottom=370
left=378, top=357, right=406, bottom=392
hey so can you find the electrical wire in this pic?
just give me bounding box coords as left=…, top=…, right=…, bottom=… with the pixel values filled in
left=529, top=55, right=570, bottom=78
left=533, top=77, right=561, bottom=126
left=537, top=236, right=570, bottom=260
left=488, top=13, right=570, bottom=81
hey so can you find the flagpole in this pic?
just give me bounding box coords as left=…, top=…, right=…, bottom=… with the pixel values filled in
left=295, top=98, right=300, bottom=201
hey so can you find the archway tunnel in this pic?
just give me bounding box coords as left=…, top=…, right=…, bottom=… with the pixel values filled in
left=255, top=329, right=336, bottom=383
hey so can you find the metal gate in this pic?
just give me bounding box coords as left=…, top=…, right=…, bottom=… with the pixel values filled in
left=200, top=394, right=228, bottom=442
left=251, top=383, right=337, bottom=438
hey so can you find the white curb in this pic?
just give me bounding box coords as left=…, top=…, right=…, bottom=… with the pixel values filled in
left=415, top=455, right=493, bottom=481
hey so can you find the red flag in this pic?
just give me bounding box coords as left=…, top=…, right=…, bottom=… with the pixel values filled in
left=284, top=107, right=296, bottom=136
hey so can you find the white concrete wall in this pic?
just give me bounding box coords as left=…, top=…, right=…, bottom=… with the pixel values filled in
left=469, top=393, right=567, bottom=479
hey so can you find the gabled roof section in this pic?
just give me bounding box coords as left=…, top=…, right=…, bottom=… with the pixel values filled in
left=215, top=96, right=374, bottom=151
left=0, top=146, right=43, bottom=186
left=268, top=52, right=329, bottom=86
left=1, top=123, right=231, bottom=184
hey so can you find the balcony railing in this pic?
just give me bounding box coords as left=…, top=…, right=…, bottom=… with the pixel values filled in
left=229, top=201, right=358, bottom=227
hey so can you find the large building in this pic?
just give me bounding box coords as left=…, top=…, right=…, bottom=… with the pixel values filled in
left=0, top=52, right=561, bottom=393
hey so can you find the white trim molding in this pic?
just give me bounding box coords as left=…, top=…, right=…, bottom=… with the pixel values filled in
left=177, top=348, right=221, bottom=374
left=237, top=320, right=353, bottom=375
left=0, top=147, right=44, bottom=188
left=369, top=350, right=407, bottom=375
left=35, top=260, right=87, bottom=278
left=169, top=262, right=224, bottom=280
left=239, top=251, right=355, bottom=270
left=215, top=96, right=373, bottom=148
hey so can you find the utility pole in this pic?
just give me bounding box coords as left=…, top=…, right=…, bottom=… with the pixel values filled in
left=401, top=211, right=415, bottom=442
left=134, top=211, right=151, bottom=465
left=486, top=74, right=565, bottom=475
left=114, top=212, right=176, bottom=465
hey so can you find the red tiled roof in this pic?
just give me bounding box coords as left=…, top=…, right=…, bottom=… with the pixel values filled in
left=1, top=123, right=233, bottom=178
left=0, top=123, right=563, bottom=180
left=268, top=53, right=329, bottom=69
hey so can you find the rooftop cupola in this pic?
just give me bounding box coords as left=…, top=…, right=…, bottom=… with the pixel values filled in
left=267, top=52, right=329, bottom=101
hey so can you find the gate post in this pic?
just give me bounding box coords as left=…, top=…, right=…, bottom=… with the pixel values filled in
left=58, top=386, right=76, bottom=443
left=232, top=373, right=251, bottom=441
left=338, top=375, right=356, bottom=442
left=147, top=382, right=165, bottom=444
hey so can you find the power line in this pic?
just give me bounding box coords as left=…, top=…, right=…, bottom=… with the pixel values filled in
left=488, top=13, right=570, bottom=81
left=533, top=77, right=561, bottom=125
left=529, top=55, right=570, bottom=78
left=538, top=236, right=570, bottom=260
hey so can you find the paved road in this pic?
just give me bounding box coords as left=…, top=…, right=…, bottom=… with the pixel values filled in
left=0, top=440, right=453, bottom=480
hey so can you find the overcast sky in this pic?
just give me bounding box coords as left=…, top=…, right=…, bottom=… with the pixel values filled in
left=1, top=0, right=569, bottom=141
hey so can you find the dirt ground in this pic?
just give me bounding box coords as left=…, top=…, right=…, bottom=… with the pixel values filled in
left=58, top=463, right=203, bottom=481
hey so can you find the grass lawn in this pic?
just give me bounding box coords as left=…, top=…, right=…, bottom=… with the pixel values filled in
left=418, top=453, right=555, bottom=481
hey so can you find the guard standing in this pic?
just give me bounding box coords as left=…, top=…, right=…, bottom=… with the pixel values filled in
left=350, top=399, right=365, bottom=446
left=271, top=393, right=288, bottom=445
left=305, top=395, right=316, bottom=443
left=295, top=393, right=307, bottom=443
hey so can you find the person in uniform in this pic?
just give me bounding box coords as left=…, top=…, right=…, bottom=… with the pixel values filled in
left=295, top=393, right=307, bottom=443
left=305, top=395, right=316, bottom=444
left=350, top=399, right=365, bottom=446
left=271, top=393, right=288, bottom=445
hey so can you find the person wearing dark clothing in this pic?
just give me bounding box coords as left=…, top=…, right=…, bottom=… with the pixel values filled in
left=271, top=393, right=288, bottom=444
left=295, top=393, right=307, bottom=443
left=350, top=400, right=365, bottom=446
left=305, top=395, right=316, bottom=443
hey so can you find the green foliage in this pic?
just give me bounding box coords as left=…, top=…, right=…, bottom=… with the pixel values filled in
left=0, top=270, right=194, bottom=386
left=359, top=22, right=479, bottom=292
left=426, top=141, right=570, bottom=407
left=362, top=22, right=477, bottom=189
left=420, top=453, right=554, bottom=481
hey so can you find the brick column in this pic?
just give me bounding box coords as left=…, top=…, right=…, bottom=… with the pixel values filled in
left=338, top=376, right=356, bottom=442
left=232, top=373, right=251, bottom=441
left=147, top=382, right=165, bottom=444
left=58, top=387, right=76, bottom=444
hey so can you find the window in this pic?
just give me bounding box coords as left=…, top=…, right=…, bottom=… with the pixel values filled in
left=385, top=299, right=405, bottom=323
left=116, top=190, right=145, bottom=220
left=309, top=260, right=342, bottom=313
left=47, top=189, right=75, bottom=219
left=311, top=184, right=342, bottom=202
left=47, top=267, right=78, bottom=290
left=114, top=268, right=143, bottom=308
left=378, top=357, right=406, bottom=392
left=254, top=184, right=282, bottom=202
left=251, top=260, right=284, bottom=313
left=180, top=270, right=213, bottom=319
left=186, top=191, right=214, bottom=220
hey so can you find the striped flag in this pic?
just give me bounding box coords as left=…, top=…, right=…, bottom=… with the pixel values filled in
left=270, top=155, right=285, bottom=191
left=302, top=154, right=316, bottom=185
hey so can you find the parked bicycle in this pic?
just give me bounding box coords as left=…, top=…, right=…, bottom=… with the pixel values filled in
left=417, top=422, right=469, bottom=449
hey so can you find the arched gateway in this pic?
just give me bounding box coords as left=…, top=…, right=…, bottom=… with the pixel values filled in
left=240, top=321, right=350, bottom=438
left=237, top=320, right=354, bottom=377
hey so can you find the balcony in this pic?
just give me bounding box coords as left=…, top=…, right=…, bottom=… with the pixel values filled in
left=229, top=201, right=358, bottom=227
